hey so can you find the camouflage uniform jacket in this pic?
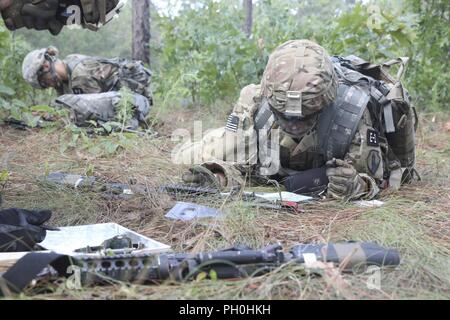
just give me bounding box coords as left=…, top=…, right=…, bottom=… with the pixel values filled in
left=59, top=55, right=119, bottom=96
left=174, top=83, right=383, bottom=199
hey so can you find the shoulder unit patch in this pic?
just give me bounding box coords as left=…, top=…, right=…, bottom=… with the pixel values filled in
left=367, top=129, right=379, bottom=147
left=367, top=150, right=381, bottom=176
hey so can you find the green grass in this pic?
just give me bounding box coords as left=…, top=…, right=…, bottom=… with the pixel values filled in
left=0, top=113, right=449, bottom=300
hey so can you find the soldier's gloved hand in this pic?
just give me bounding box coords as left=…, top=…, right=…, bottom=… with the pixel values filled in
left=1, top=0, right=64, bottom=35
left=0, top=0, right=15, bottom=28
left=182, top=165, right=227, bottom=190
left=182, top=162, right=246, bottom=191
left=0, top=208, right=52, bottom=252
left=22, top=0, right=64, bottom=35
left=326, top=159, right=368, bottom=201
left=0, top=0, right=12, bottom=12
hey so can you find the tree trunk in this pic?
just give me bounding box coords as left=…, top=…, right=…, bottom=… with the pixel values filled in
left=243, top=0, right=253, bottom=38
left=132, top=0, right=151, bottom=65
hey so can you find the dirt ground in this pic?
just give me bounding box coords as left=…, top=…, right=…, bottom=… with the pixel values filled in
left=0, top=110, right=449, bottom=300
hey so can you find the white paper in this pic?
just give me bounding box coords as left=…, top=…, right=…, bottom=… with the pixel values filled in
left=39, top=223, right=171, bottom=255
left=254, top=192, right=313, bottom=203
left=302, top=253, right=318, bottom=268
left=355, top=200, right=385, bottom=208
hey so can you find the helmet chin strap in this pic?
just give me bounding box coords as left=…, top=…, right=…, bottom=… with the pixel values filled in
left=44, top=53, right=64, bottom=91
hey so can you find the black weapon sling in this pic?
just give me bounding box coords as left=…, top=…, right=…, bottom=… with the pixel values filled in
left=0, top=252, right=73, bottom=296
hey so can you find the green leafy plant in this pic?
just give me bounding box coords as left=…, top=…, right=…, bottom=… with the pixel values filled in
left=406, top=0, right=449, bottom=111
left=59, top=121, right=139, bottom=158
left=116, top=87, right=135, bottom=131
left=156, top=0, right=266, bottom=106
left=0, top=21, right=64, bottom=126
left=153, top=0, right=447, bottom=112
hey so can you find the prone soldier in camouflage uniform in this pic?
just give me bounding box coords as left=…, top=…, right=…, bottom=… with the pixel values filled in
left=0, top=0, right=123, bottom=35
left=175, top=40, right=418, bottom=201
left=22, top=46, right=152, bottom=129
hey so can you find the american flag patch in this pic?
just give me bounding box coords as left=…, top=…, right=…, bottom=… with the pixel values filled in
left=72, top=88, right=84, bottom=94
left=225, top=114, right=239, bottom=132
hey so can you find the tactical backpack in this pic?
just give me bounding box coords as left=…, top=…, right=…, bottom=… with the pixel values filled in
left=99, top=58, right=153, bottom=104
left=331, top=55, right=419, bottom=187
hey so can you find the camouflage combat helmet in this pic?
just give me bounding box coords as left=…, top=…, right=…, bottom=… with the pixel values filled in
left=22, top=46, right=59, bottom=89
left=261, top=40, right=338, bottom=118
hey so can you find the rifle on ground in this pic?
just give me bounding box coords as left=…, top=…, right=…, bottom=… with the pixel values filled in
left=2, top=118, right=48, bottom=131
left=42, top=174, right=308, bottom=210
left=42, top=173, right=147, bottom=199
left=77, top=242, right=400, bottom=284
left=0, top=242, right=400, bottom=294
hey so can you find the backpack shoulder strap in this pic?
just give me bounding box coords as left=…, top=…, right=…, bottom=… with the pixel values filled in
left=64, top=55, right=91, bottom=75
left=382, top=57, right=410, bottom=82
left=316, top=82, right=370, bottom=161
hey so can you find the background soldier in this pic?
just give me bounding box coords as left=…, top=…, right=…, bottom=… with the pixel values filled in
left=0, top=1, right=126, bottom=253
left=22, top=46, right=152, bottom=129
left=176, top=40, right=417, bottom=201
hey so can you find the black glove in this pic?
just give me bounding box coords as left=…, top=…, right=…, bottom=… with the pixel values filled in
left=1, top=0, right=63, bottom=35
left=0, top=208, right=52, bottom=252
left=0, top=0, right=11, bottom=12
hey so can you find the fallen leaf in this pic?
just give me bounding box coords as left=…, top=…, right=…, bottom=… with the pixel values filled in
left=308, top=261, right=357, bottom=300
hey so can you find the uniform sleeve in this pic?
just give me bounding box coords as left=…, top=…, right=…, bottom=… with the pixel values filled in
left=173, top=84, right=262, bottom=187
left=70, top=75, right=103, bottom=94
left=345, top=109, right=384, bottom=199
left=69, top=60, right=116, bottom=94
